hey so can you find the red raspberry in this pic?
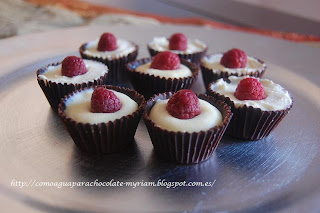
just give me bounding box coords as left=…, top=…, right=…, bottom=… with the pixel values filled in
left=150, top=51, right=181, bottom=70
left=97, top=32, right=118, bottom=51
left=234, top=78, right=267, bottom=100
left=91, top=87, right=122, bottom=113
left=220, top=48, right=247, bottom=68
left=166, top=89, right=201, bottom=119
left=61, top=56, right=88, bottom=77
left=169, top=33, right=188, bottom=51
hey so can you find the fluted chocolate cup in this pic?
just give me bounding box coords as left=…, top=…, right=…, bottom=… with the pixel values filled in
left=201, top=54, right=266, bottom=92
left=80, top=42, right=138, bottom=85
left=143, top=92, right=233, bottom=164
left=148, top=44, right=207, bottom=66
left=207, top=83, right=293, bottom=140
left=37, top=62, right=108, bottom=112
left=58, top=85, right=145, bottom=154
left=125, top=58, right=199, bottom=99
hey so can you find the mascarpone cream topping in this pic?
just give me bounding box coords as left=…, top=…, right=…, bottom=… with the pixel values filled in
left=148, top=37, right=207, bottom=54
left=211, top=76, right=292, bottom=111
left=149, top=99, right=222, bottom=132
left=38, top=60, right=108, bottom=84
left=65, top=88, right=138, bottom=124
left=201, top=53, right=265, bottom=74
left=83, top=39, right=136, bottom=59
left=135, top=62, right=192, bottom=79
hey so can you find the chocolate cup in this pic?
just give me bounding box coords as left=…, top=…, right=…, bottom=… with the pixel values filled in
left=143, top=92, right=233, bottom=164
left=207, top=84, right=293, bottom=140
left=125, top=58, right=199, bottom=99
left=58, top=85, right=145, bottom=154
left=201, top=54, right=266, bottom=93
left=147, top=44, right=207, bottom=66
left=79, top=42, right=138, bottom=85
left=37, top=62, right=108, bottom=112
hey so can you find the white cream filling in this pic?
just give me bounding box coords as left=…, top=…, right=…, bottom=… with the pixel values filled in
left=38, top=60, right=108, bottom=84
left=83, top=39, right=136, bottom=59
left=135, top=62, right=192, bottom=79
left=148, top=37, right=207, bottom=54
left=211, top=76, right=292, bottom=111
left=201, top=53, right=265, bottom=74
left=149, top=99, right=222, bottom=132
left=64, top=88, right=138, bottom=124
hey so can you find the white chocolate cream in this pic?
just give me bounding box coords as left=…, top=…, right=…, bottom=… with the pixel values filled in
left=135, top=62, right=192, bottom=79
left=210, top=76, right=292, bottom=111
left=149, top=99, right=222, bottom=132
left=201, top=53, right=266, bottom=74
left=38, top=59, right=108, bottom=84
left=148, top=37, right=207, bottom=54
left=83, top=39, right=136, bottom=59
left=64, top=88, right=138, bottom=124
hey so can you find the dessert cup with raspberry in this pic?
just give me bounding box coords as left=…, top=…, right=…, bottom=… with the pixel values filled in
left=208, top=76, right=293, bottom=140
left=79, top=32, right=138, bottom=85
left=37, top=56, right=108, bottom=112
left=125, top=51, right=199, bottom=99
left=58, top=85, right=145, bottom=154
left=201, top=48, right=266, bottom=91
left=147, top=32, right=207, bottom=65
left=144, top=90, right=233, bottom=164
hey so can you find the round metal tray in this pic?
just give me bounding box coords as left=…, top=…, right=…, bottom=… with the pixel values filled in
left=0, top=25, right=320, bottom=212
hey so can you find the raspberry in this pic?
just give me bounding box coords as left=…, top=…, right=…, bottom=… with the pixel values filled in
left=220, top=48, right=247, bottom=68
left=91, top=87, right=122, bottom=113
left=150, top=51, right=181, bottom=70
left=234, top=78, right=267, bottom=100
left=97, top=32, right=118, bottom=51
left=61, top=56, right=88, bottom=77
left=169, top=33, right=188, bottom=51
left=166, top=89, right=201, bottom=119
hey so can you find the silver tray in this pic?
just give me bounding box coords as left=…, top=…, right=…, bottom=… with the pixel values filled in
left=1, top=25, right=320, bottom=212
